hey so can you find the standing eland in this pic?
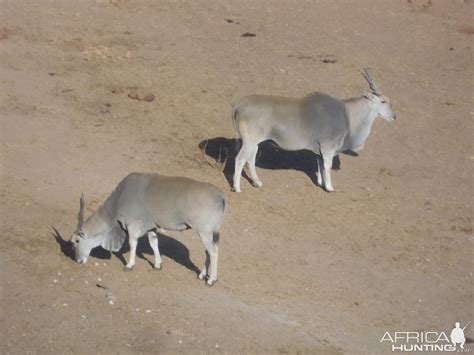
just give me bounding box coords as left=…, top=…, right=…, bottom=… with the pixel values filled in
left=69, top=173, right=226, bottom=286
left=231, top=68, right=396, bottom=192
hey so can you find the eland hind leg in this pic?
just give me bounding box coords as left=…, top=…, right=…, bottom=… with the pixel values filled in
left=316, top=154, right=323, bottom=187
left=321, top=148, right=336, bottom=192
left=233, top=140, right=259, bottom=192
left=198, top=230, right=219, bottom=286
left=247, top=145, right=263, bottom=188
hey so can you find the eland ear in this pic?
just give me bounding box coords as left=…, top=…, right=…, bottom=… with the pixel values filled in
left=363, top=92, right=376, bottom=100
left=76, top=193, right=85, bottom=232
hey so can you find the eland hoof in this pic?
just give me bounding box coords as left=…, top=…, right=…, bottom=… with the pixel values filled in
left=252, top=180, right=263, bottom=188
left=231, top=187, right=241, bottom=193
left=123, top=266, right=134, bottom=272
left=152, top=264, right=162, bottom=271
left=206, top=279, right=217, bottom=287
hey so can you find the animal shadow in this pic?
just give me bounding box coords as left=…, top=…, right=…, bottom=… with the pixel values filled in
left=118, top=233, right=201, bottom=275
left=52, top=227, right=75, bottom=260
left=52, top=227, right=200, bottom=275
left=199, top=137, right=347, bottom=188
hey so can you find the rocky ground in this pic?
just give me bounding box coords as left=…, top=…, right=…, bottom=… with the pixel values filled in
left=1, top=0, right=472, bottom=353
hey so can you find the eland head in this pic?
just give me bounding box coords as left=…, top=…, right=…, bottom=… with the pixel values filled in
left=69, top=194, right=95, bottom=264
left=361, top=68, right=396, bottom=122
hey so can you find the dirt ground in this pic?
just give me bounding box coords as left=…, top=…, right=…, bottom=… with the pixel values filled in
left=1, top=0, right=472, bottom=353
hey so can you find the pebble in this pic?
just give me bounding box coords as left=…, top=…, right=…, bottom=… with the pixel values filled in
left=141, top=93, right=155, bottom=102
left=128, top=92, right=139, bottom=100
left=128, top=91, right=155, bottom=102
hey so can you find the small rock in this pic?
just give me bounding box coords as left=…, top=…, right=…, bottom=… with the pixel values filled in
left=111, top=88, right=124, bottom=94
left=141, top=93, right=155, bottom=102
left=241, top=32, right=256, bottom=37
left=128, top=91, right=139, bottom=100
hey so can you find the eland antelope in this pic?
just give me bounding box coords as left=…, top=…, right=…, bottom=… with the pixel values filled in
left=232, top=68, right=395, bottom=192
left=70, top=173, right=226, bottom=286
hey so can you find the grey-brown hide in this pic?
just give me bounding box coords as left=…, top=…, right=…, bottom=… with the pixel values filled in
left=70, top=173, right=226, bottom=285
left=231, top=68, right=395, bottom=192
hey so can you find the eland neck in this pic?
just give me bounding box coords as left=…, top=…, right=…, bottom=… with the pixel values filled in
left=343, top=96, right=378, bottom=151
left=82, top=206, right=112, bottom=241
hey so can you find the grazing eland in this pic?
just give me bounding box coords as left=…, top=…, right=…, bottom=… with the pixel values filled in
left=70, top=173, right=226, bottom=286
left=231, top=68, right=395, bottom=192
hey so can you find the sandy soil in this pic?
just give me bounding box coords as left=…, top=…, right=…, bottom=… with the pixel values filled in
left=1, top=0, right=473, bottom=353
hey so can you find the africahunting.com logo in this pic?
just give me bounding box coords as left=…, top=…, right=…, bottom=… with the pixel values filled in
left=380, top=321, right=471, bottom=352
